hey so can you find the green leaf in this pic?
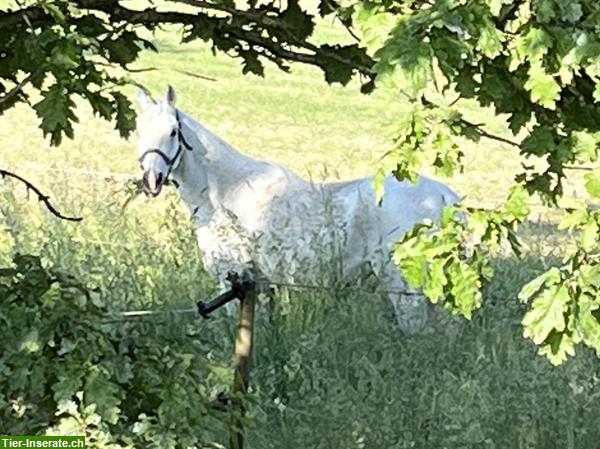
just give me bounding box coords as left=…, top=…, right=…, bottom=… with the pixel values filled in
left=477, top=19, right=503, bottom=58
left=373, top=168, right=387, bottom=205
left=102, top=31, right=142, bottom=65
left=50, top=39, right=80, bottom=70
left=355, top=5, right=397, bottom=53
left=580, top=221, right=598, bottom=251
left=584, top=169, right=600, bottom=199
left=112, top=91, right=136, bottom=138
left=87, top=91, right=113, bottom=120
left=423, top=258, right=447, bottom=303
left=521, top=125, right=555, bottom=157
left=511, top=27, right=552, bottom=70
left=539, top=330, right=576, bottom=365
left=374, top=24, right=432, bottom=95
left=281, top=0, right=315, bottom=41
left=572, top=131, right=599, bottom=162
left=448, top=261, right=482, bottom=319
left=518, top=267, right=561, bottom=302
left=240, top=50, right=264, bottom=76
left=504, top=184, right=530, bottom=221
left=556, top=0, right=583, bottom=23
left=486, top=0, right=514, bottom=16
left=319, top=44, right=366, bottom=85
left=318, top=0, right=336, bottom=17
left=84, top=366, right=122, bottom=425
left=468, top=211, right=489, bottom=243
left=558, top=208, right=588, bottom=230
left=20, top=329, right=41, bottom=353
left=525, top=62, right=561, bottom=109
left=33, top=84, right=77, bottom=146
left=522, top=284, right=570, bottom=345
left=42, top=2, right=65, bottom=22
left=577, top=264, right=600, bottom=290
left=594, top=82, right=600, bottom=103
left=578, top=293, right=600, bottom=357
left=393, top=221, right=437, bottom=290
left=535, top=0, right=557, bottom=22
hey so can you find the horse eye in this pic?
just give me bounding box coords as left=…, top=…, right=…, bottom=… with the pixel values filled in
left=170, top=129, right=177, bottom=138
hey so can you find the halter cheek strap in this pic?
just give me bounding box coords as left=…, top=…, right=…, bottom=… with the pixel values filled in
left=139, top=110, right=193, bottom=187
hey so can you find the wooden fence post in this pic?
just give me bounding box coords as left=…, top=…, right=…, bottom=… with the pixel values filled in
left=229, top=282, right=256, bottom=449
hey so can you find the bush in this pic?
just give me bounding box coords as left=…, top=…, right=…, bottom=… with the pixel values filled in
left=0, top=253, right=234, bottom=448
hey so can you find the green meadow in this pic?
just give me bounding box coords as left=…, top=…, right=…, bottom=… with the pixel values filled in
left=1, top=24, right=600, bottom=448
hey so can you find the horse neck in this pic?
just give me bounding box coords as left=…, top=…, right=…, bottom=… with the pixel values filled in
left=175, top=112, right=270, bottom=214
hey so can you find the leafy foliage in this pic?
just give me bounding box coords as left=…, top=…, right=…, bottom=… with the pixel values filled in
left=518, top=198, right=600, bottom=365
left=360, top=0, right=600, bottom=364
left=0, top=0, right=373, bottom=145
left=393, top=184, right=529, bottom=319
left=0, top=252, right=236, bottom=447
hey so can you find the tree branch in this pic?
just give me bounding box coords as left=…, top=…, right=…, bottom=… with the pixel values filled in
left=0, top=69, right=44, bottom=107
left=461, top=116, right=521, bottom=147
left=414, top=95, right=522, bottom=148
left=74, top=0, right=375, bottom=78
left=3, top=0, right=374, bottom=85
left=0, top=5, right=46, bottom=31
left=95, top=61, right=218, bottom=81
left=0, top=169, right=83, bottom=222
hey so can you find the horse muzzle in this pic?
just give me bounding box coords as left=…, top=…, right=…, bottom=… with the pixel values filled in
left=142, top=170, right=164, bottom=197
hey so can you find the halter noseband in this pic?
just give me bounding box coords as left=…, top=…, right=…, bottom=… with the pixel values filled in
left=139, top=110, right=193, bottom=191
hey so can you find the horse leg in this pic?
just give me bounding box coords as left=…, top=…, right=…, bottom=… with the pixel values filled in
left=381, top=265, right=432, bottom=335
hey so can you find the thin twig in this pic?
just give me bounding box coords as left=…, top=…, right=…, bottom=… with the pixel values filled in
left=420, top=96, right=521, bottom=147
left=467, top=119, right=521, bottom=147
left=95, top=60, right=218, bottom=81
left=0, top=69, right=43, bottom=106
left=126, top=65, right=218, bottom=81
left=448, top=94, right=461, bottom=107
left=564, top=165, right=595, bottom=171
left=322, top=0, right=362, bottom=43
left=0, top=169, right=83, bottom=222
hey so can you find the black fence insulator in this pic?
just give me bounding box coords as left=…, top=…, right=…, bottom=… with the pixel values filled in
left=196, top=272, right=248, bottom=319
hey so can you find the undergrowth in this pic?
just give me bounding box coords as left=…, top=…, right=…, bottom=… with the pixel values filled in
left=1, top=176, right=600, bottom=448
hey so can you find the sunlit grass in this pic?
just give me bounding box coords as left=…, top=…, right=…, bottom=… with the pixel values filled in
left=1, top=26, right=588, bottom=224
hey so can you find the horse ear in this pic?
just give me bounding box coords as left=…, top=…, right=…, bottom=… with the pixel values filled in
left=137, top=89, right=154, bottom=110
left=166, top=85, right=176, bottom=107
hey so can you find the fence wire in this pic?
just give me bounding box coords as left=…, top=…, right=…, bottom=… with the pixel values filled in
left=98, top=277, right=423, bottom=325
left=0, top=161, right=583, bottom=325
left=2, top=162, right=134, bottom=182
left=2, top=162, right=586, bottom=211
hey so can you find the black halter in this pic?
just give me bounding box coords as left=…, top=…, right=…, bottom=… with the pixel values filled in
left=139, top=110, right=193, bottom=189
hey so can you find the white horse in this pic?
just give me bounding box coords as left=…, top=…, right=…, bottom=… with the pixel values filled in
left=135, top=86, right=459, bottom=333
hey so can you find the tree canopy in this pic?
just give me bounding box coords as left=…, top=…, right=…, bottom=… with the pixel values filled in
left=1, top=0, right=600, bottom=365
left=360, top=0, right=600, bottom=365
left=0, top=0, right=373, bottom=144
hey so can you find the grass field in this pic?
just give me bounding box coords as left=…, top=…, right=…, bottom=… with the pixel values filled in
left=1, top=23, right=600, bottom=449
